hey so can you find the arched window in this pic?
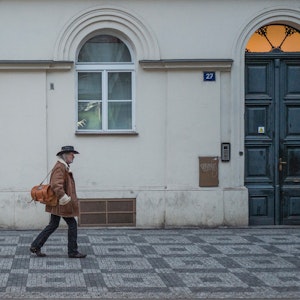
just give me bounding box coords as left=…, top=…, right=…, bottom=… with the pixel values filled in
left=246, top=24, right=300, bottom=53
left=76, top=34, right=135, bottom=132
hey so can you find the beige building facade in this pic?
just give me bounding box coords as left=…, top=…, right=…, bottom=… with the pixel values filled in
left=0, top=0, right=300, bottom=228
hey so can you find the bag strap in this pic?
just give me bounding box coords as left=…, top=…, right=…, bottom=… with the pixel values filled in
left=39, top=168, right=53, bottom=186
left=40, top=165, right=68, bottom=188
left=40, top=159, right=70, bottom=185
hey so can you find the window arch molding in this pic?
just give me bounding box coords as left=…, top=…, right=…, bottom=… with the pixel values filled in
left=54, top=6, right=160, bottom=61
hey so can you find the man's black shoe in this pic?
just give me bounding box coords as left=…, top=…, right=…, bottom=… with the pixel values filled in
left=30, top=247, right=46, bottom=257
left=68, top=252, right=87, bottom=258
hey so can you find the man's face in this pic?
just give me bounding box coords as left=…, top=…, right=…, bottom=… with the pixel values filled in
left=65, top=152, right=75, bottom=164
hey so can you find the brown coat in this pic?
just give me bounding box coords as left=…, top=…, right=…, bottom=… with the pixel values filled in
left=45, top=160, right=79, bottom=217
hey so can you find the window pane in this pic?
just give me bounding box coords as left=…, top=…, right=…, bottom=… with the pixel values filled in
left=108, top=72, right=132, bottom=100
left=246, top=24, right=300, bottom=53
left=78, top=101, right=102, bottom=130
left=78, top=72, right=102, bottom=100
left=78, top=35, right=131, bottom=62
left=108, top=102, right=132, bottom=130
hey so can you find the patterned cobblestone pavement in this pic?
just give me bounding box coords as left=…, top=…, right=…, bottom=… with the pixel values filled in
left=0, top=227, right=300, bottom=299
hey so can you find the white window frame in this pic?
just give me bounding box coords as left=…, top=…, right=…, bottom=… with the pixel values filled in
left=76, top=63, right=136, bottom=134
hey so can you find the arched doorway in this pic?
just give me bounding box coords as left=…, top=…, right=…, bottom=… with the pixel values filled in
left=245, top=24, right=300, bottom=225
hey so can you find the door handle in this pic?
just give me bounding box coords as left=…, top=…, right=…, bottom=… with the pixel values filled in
left=279, top=158, right=287, bottom=171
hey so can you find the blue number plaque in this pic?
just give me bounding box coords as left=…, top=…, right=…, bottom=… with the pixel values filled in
left=203, top=72, right=216, bottom=81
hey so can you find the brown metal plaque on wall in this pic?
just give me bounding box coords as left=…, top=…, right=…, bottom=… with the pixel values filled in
left=199, top=156, right=219, bottom=187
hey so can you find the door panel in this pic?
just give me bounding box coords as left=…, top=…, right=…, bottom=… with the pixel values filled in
left=246, top=64, right=272, bottom=95
left=246, top=55, right=300, bottom=225
left=245, top=145, right=272, bottom=182
left=245, top=59, right=275, bottom=225
left=280, top=60, right=300, bottom=224
left=248, top=189, right=274, bottom=225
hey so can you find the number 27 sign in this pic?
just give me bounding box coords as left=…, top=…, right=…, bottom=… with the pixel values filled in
left=203, top=72, right=216, bottom=81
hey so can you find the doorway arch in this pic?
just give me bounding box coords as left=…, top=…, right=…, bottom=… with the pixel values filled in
left=232, top=8, right=300, bottom=225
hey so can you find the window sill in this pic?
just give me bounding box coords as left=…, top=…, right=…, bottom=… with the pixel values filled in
left=75, top=131, right=139, bottom=136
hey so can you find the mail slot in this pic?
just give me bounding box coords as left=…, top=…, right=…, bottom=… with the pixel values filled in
left=199, top=156, right=219, bottom=187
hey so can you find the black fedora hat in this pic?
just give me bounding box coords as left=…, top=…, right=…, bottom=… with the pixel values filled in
left=56, top=145, right=79, bottom=156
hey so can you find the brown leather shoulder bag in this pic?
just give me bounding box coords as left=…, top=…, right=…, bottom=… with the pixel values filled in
left=30, top=168, right=58, bottom=207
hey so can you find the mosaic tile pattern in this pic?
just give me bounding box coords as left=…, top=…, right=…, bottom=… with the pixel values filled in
left=0, top=228, right=300, bottom=299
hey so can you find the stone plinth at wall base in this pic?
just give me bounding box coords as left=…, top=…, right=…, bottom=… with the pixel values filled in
left=223, top=187, right=249, bottom=226
left=0, top=188, right=249, bottom=229
left=0, top=192, right=50, bottom=229
left=164, top=190, right=224, bottom=227
left=136, top=188, right=249, bottom=228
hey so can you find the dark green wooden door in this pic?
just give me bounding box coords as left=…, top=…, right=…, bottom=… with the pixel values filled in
left=245, top=54, right=300, bottom=225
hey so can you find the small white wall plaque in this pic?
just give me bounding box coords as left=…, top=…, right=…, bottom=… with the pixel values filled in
left=258, top=126, right=265, bottom=134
